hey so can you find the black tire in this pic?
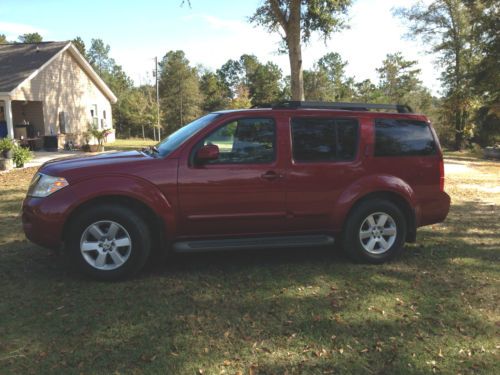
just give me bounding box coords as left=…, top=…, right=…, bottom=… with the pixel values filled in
left=66, top=204, right=151, bottom=281
left=342, top=199, right=407, bottom=264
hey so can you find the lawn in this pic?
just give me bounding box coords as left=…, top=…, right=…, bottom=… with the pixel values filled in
left=0, top=154, right=498, bottom=374
left=106, top=138, right=157, bottom=151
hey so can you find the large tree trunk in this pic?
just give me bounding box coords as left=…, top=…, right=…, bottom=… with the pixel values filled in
left=270, top=0, right=304, bottom=101
left=287, top=0, right=304, bottom=101
left=287, top=35, right=304, bottom=101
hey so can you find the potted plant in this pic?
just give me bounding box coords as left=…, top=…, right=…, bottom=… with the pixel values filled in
left=12, top=145, right=33, bottom=168
left=0, top=138, right=15, bottom=159
left=88, top=124, right=112, bottom=152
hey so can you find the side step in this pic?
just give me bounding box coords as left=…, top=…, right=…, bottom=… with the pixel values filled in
left=173, top=234, right=334, bottom=253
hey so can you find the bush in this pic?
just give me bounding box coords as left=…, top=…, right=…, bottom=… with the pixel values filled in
left=0, top=138, right=15, bottom=154
left=12, top=146, right=33, bottom=168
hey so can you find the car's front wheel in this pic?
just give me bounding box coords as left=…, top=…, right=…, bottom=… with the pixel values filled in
left=67, top=204, right=151, bottom=280
left=342, top=199, right=407, bottom=263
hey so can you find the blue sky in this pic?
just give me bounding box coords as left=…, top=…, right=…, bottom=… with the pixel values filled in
left=0, top=0, right=440, bottom=93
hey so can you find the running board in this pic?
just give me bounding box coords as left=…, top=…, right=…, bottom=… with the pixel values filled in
left=173, top=234, right=334, bottom=253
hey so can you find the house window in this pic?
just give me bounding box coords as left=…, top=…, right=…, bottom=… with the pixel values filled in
left=90, top=104, right=98, bottom=128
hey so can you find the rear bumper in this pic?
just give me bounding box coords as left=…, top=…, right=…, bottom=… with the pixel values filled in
left=22, top=197, right=65, bottom=250
left=417, top=191, right=451, bottom=227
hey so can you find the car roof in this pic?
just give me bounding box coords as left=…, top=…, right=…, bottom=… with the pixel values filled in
left=214, top=107, right=428, bottom=120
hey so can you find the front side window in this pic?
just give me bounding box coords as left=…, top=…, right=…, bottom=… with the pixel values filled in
left=157, top=113, right=221, bottom=157
left=291, top=117, right=358, bottom=162
left=200, top=118, right=276, bottom=164
left=375, top=118, right=436, bottom=157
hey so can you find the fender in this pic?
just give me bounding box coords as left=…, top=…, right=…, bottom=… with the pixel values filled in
left=64, top=174, right=176, bottom=239
left=331, top=174, right=417, bottom=232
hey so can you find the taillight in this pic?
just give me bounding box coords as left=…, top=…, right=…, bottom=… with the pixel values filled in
left=439, top=157, right=445, bottom=191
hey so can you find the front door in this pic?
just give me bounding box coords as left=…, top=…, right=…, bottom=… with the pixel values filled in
left=177, top=117, right=287, bottom=238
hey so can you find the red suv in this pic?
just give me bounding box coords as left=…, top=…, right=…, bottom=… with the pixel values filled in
left=22, top=102, right=450, bottom=280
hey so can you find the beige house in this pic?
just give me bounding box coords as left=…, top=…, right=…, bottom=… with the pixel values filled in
left=0, top=41, right=117, bottom=148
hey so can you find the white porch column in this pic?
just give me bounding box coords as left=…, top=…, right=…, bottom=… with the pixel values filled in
left=4, top=98, right=14, bottom=139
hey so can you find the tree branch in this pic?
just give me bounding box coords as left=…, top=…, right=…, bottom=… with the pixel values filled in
left=269, top=0, right=288, bottom=33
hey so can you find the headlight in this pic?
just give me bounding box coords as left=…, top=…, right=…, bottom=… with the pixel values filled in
left=27, top=173, right=69, bottom=198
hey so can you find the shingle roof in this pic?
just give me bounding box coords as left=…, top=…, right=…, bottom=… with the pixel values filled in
left=0, top=41, right=69, bottom=93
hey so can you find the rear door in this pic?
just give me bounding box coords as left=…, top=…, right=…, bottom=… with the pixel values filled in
left=177, top=116, right=288, bottom=238
left=284, top=115, right=363, bottom=232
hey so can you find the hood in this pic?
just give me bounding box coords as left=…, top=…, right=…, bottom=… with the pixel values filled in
left=40, top=150, right=152, bottom=181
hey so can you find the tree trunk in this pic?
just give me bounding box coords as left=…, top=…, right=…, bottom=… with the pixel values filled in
left=287, top=0, right=304, bottom=101
left=287, top=36, right=304, bottom=101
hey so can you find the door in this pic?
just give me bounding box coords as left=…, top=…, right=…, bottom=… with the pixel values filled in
left=177, top=117, right=287, bottom=238
left=285, top=116, right=362, bottom=232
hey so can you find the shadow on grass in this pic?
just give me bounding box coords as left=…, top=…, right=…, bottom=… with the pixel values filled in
left=0, top=200, right=498, bottom=374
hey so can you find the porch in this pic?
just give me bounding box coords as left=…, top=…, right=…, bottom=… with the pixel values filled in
left=0, top=98, right=47, bottom=149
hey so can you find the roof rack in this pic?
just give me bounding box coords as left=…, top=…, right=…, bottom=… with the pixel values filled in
left=271, top=101, right=413, bottom=113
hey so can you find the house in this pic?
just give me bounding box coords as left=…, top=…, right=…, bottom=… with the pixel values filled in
left=0, top=41, right=117, bottom=149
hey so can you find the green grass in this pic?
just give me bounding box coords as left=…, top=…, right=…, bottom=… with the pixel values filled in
left=106, top=138, right=157, bottom=151
left=0, top=158, right=498, bottom=374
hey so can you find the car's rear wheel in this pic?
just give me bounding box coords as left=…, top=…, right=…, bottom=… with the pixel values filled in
left=342, top=199, right=406, bottom=263
left=67, top=204, right=151, bottom=280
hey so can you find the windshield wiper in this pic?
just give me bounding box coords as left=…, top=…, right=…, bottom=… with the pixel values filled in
left=141, top=145, right=159, bottom=157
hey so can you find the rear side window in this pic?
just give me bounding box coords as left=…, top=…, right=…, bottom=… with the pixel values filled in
left=375, top=119, right=436, bottom=157
left=291, top=118, right=358, bottom=162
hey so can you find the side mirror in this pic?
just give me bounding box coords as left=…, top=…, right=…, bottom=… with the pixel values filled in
left=196, top=144, right=219, bottom=162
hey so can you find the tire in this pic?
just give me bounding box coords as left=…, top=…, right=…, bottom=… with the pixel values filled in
left=342, top=199, right=407, bottom=264
left=66, top=204, right=151, bottom=281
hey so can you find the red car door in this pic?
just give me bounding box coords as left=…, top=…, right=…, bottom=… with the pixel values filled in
left=177, top=116, right=288, bottom=238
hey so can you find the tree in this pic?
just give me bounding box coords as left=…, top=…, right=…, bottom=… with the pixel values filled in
left=247, top=61, right=283, bottom=104
left=159, top=50, right=202, bottom=130
left=18, top=33, right=43, bottom=43
left=0, top=34, right=7, bottom=44
left=199, top=70, right=230, bottom=112
left=87, top=39, right=115, bottom=75
left=250, top=0, right=352, bottom=101
left=377, top=53, right=421, bottom=102
left=395, top=0, right=478, bottom=150
left=467, top=0, right=500, bottom=146
left=303, top=52, right=354, bottom=101
left=72, top=36, right=86, bottom=56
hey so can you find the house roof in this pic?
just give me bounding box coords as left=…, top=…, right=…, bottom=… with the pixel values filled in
left=0, top=41, right=68, bottom=92
left=0, top=41, right=117, bottom=103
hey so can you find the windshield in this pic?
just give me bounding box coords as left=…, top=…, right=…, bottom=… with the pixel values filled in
left=156, top=113, right=221, bottom=157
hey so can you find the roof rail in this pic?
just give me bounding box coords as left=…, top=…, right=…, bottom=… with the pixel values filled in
left=272, top=101, right=413, bottom=113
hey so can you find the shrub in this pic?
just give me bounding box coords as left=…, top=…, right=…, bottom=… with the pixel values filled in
left=12, top=146, right=33, bottom=167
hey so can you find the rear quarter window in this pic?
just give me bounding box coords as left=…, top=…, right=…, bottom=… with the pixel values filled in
left=375, top=118, right=436, bottom=157
left=291, top=117, right=358, bottom=162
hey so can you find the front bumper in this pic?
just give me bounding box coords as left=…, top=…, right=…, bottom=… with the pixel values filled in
left=22, top=197, right=65, bottom=250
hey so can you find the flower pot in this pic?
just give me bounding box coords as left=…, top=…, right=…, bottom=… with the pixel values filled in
left=2, top=150, right=12, bottom=159
left=0, top=158, right=13, bottom=171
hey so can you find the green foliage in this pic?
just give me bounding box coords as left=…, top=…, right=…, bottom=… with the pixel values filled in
left=72, top=36, right=86, bottom=56
left=17, top=33, right=43, bottom=43
left=87, top=39, right=115, bottom=75
left=0, top=138, right=15, bottom=152
left=88, top=124, right=112, bottom=147
left=0, top=34, right=7, bottom=44
left=304, top=52, right=354, bottom=101
left=159, top=50, right=202, bottom=131
left=199, top=71, right=230, bottom=112
left=250, top=0, right=351, bottom=45
left=12, top=146, right=32, bottom=167
left=250, top=0, right=353, bottom=100
left=395, top=0, right=481, bottom=150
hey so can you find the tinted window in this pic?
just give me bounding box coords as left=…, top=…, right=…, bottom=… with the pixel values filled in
left=291, top=118, right=358, bottom=162
left=375, top=119, right=436, bottom=157
left=201, top=118, right=276, bottom=164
